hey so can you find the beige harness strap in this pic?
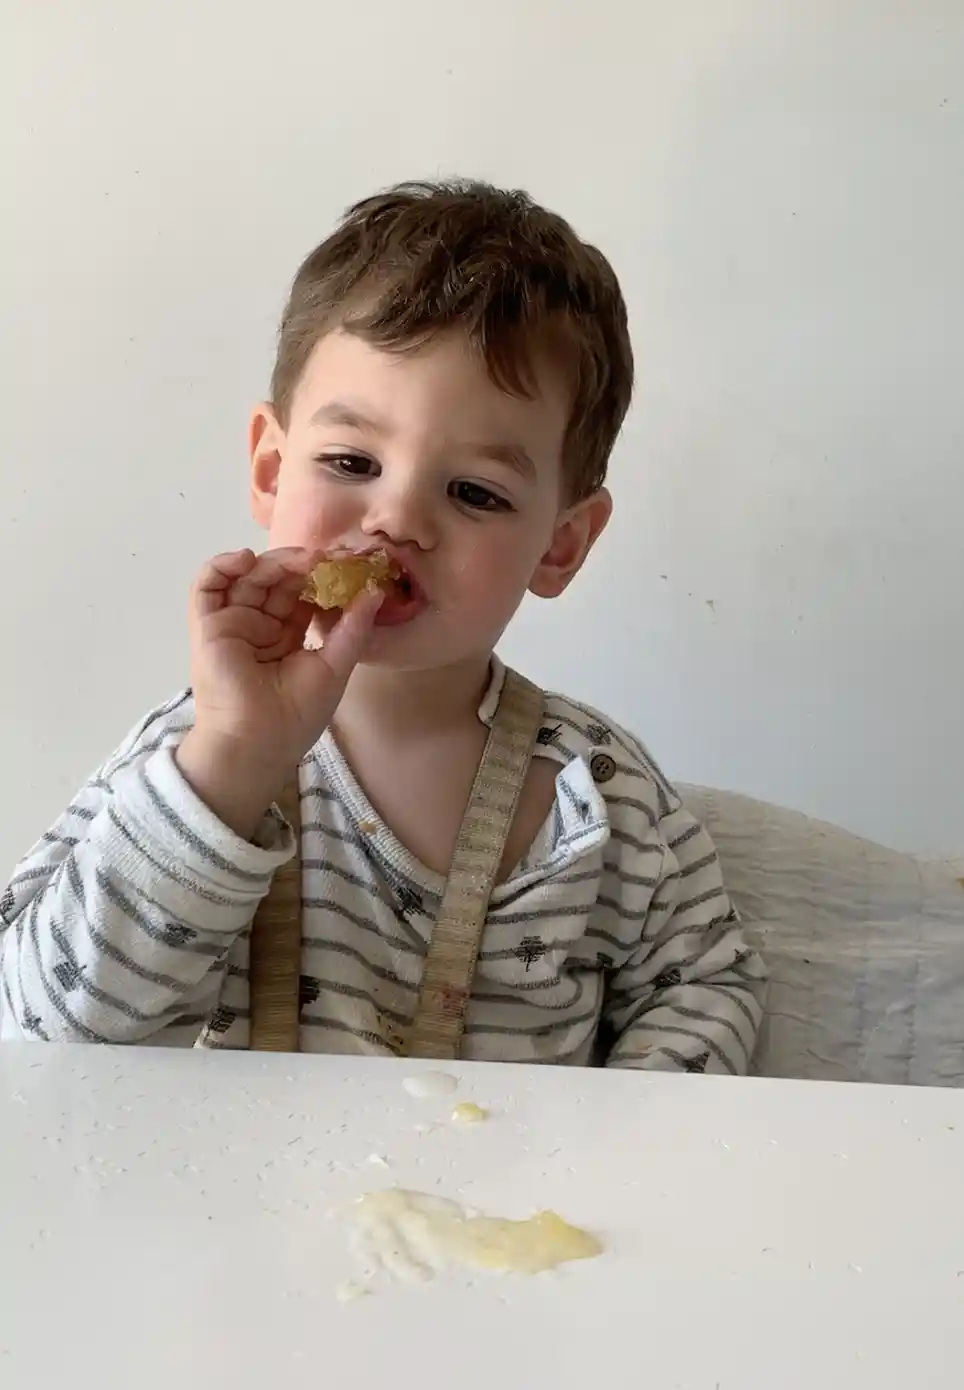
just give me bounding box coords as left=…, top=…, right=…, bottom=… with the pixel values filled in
left=248, top=781, right=303, bottom=1051
left=406, top=669, right=543, bottom=1059
left=247, top=668, right=543, bottom=1057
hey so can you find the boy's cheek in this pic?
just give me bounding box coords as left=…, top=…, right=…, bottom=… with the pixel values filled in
left=461, top=551, right=538, bottom=621
left=269, top=481, right=351, bottom=550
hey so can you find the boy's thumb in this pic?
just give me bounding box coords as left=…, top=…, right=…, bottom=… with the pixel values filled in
left=307, top=589, right=384, bottom=684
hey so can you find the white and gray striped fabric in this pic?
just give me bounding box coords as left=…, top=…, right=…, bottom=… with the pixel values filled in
left=0, top=660, right=765, bottom=1071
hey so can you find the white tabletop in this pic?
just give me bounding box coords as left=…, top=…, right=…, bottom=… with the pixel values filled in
left=2, top=1045, right=963, bottom=1389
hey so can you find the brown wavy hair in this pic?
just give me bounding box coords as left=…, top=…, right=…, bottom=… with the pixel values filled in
left=270, top=179, right=634, bottom=501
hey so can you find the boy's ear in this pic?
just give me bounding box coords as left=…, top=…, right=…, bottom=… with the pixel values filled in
left=249, top=403, right=285, bottom=528
left=529, top=488, right=613, bottom=599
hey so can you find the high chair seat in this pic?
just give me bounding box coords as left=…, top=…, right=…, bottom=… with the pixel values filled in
left=680, top=785, right=964, bottom=1087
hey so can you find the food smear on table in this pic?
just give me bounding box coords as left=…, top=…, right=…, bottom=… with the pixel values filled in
left=402, top=1071, right=459, bottom=1101
left=343, top=1188, right=602, bottom=1286
left=451, top=1102, right=488, bottom=1125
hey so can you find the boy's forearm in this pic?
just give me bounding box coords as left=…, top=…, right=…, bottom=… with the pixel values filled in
left=1, top=742, right=293, bottom=1044
left=606, top=964, right=766, bottom=1074
left=602, top=800, right=767, bottom=1075
left=174, top=729, right=291, bottom=842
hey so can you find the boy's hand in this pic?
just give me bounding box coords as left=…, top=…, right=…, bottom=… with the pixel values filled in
left=174, top=547, right=381, bottom=839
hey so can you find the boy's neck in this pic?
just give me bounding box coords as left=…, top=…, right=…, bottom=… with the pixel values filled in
left=334, top=653, right=494, bottom=741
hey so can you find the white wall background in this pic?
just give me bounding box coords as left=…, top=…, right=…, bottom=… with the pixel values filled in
left=1, top=0, right=962, bottom=867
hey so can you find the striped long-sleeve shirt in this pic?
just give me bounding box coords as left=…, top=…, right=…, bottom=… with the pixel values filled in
left=0, top=660, right=766, bottom=1070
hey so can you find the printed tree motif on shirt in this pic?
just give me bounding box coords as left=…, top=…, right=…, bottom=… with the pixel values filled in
left=208, top=1005, right=236, bottom=1034
left=653, top=967, right=683, bottom=991
left=161, top=923, right=197, bottom=947
left=537, top=724, right=563, bottom=749
left=0, top=887, right=15, bottom=921
left=394, top=884, right=424, bottom=921
left=52, top=959, right=84, bottom=993
left=684, top=1051, right=711, bottom=1075
left=299, top=975, right=321, bottom=1010
left=515, top=936, right=548, bottom=971
left=21, top=1006, right=48, bottom=1039
left=585, top=722, right=612, bottom=747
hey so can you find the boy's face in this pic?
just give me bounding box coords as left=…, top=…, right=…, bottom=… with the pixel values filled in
left=249, top=328, right=611, bottom=672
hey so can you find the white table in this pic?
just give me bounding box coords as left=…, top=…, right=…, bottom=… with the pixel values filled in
left=2, top=1045, right=963, bottom=1389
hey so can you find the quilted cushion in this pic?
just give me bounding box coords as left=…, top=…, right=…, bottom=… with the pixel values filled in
left=680, top=784, right=964, bottom=1087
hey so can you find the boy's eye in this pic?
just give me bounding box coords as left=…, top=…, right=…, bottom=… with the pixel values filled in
left=451, top=480, right=511, bottom=512
left=319, top=453, right=377, bottom=478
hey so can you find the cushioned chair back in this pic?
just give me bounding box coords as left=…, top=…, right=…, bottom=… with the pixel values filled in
left=680, top=785, right=964, bottom=1087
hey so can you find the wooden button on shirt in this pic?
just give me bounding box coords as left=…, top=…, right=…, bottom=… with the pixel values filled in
left=589, top=753, right=616, bottom=784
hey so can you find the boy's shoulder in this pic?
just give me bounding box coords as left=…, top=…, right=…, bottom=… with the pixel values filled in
left=538, top=684, right=681, bottom=825
left=532, top=683, right=717, bottom=876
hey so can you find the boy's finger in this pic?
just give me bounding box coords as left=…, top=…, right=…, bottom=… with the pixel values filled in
left=261, top=568, right=316, bottom=621
left=229, top=569, right=298, bottom=615
left=193, top=550, right=257, bottom=617
left=254, top=596, right=315, bottom=660
left=228, top=551, right=318, bottom=611
left=203, top=605, right=286, bottom=649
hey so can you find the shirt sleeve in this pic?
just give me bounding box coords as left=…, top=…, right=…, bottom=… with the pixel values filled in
left=603, top=802, right=767, bottom=1075
left=0, top=695, right=294, bottom=1044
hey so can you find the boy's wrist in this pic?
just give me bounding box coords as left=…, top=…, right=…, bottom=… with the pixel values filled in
left=174, top=729, right=294, bottom=842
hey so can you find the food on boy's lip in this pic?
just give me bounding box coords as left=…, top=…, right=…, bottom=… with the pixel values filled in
left=301, top=550, right=400, bottom=610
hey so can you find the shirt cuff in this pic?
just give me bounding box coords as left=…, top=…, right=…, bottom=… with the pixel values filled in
left=113, top=745, right=296, bottom=883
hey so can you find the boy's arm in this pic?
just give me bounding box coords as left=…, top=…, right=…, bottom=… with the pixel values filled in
left=1, top=546, right=382, bottom=1045
left=603, top=805, right=766, bottom=1074
left=0, top=698, right=294, bottom=1043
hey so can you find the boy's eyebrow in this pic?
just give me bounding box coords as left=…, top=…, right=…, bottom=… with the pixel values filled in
left=308, top=399, right=389, bottom=432
left=463, top=441, right=537, bottom=481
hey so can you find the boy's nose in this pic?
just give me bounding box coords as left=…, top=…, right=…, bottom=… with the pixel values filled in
left=360, top=481, right=437, bottom=551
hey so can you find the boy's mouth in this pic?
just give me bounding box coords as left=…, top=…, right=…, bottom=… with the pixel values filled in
left=312, top=546, right=428, bottom=628
left=375, top=566, right=426, bottom=627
